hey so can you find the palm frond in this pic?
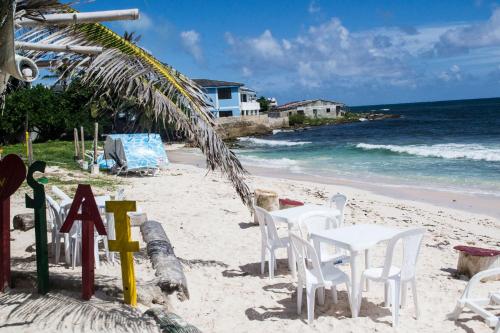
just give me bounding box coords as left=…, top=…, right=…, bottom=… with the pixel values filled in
left=9, top=1, right=253, bottom=206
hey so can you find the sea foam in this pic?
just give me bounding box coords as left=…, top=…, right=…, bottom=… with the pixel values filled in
left=239, top=137, right=311, bottom=146
left=356, top=143, right=500, bottom=162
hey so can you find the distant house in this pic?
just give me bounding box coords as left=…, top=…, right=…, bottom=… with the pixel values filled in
left=270, top=99, right=347, bottom=119
left=193, top=79, right=260, bottom=118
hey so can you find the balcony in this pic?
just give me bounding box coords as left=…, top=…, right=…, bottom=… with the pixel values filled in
left=241, top=101, right=260, bottom=111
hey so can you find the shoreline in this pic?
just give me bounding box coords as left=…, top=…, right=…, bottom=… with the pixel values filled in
left=167, top=146, right=500, bottom=220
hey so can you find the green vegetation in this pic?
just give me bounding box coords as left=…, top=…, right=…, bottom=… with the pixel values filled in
left=1, top=140, right=122, bottom=192
left=257, top=96, right=271, bottom=112
left=0, top=82, right=112, bottom=144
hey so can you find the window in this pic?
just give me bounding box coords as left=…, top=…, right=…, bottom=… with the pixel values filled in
left=297, top=110, right=305, bottom=115
left=219, top=110, right=233, bottom=117
left=241, top=94, right=247, bottom=102
left=326, top=108, right=331, bottom=113
left=218, top=88, right=232, bottom=100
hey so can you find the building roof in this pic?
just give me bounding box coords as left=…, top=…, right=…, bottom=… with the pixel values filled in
left=193, top=79, right=244, bottom=88
left=275, top=99, right=345, bottom=111
left=240, top=86, right=256, bottom=93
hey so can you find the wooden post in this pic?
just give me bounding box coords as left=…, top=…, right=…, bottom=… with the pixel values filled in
left=93, top=122, right=98, bottom=164
left=25, top=161, right=49, bottom=294
left=28, top=136, right=33, bottom=164
left=60, top=184, right=107, bottom=300
left=80, top=126, right=85, bottom=161
left=74, top=128, right=79, bottom=160
left=0, top=155, right=26, bottom=292
left=106, top=201, right=139, bottom=306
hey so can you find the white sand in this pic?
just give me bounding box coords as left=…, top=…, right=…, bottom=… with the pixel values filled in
left=3, top=157, right=500, bottom=332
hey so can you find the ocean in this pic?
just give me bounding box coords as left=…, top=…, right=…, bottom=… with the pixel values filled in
left=235, top=98, right=500, bottom=197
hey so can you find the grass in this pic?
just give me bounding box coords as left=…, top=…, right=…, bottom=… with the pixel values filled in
left=1, top=140, right=124, bottom=192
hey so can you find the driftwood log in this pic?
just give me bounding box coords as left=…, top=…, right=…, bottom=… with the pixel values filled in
left=140, top=221, right=189, bottom=300
left=13, top=213, right=35, bottom=231
left=454, top=245, right=500, bottom=281
left=144, top=308, right=201, bottom=333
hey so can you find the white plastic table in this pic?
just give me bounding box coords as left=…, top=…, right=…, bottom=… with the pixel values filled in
left=269, top=204, right=341, bottom=277
left=269, top=204, right=340, bottom=228
left=310, top=224, right=401, bottom=318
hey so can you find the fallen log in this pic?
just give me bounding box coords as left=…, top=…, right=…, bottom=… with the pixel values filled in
left=13, top=213, right=35, bottom=231
left=144, top=308, right=201, bottom=333
left=140, top=221, right=189, bottom=300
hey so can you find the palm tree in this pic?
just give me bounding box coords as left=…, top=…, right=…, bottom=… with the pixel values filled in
left=122, top=31, right=142, bottom=45
left=4, top=0, right=252, bottom=206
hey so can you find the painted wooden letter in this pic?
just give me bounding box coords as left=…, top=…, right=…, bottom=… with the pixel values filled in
left=105, top=201, right=139, bottom=306
left=60, top=184, right=107, bottom=300
left=25, top=161, right=50, bottom=294
left=0, top=154, right=26, bottom=292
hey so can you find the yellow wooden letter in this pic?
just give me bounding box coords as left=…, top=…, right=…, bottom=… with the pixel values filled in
left=105, top=201, right=139, bottom=306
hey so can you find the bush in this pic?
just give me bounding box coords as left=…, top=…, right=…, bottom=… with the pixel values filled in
left=0, top=83, right=110, bottom=144
left=289, top=113, right=306, bottom=126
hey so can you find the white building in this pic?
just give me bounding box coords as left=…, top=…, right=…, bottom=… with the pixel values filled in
left=270, top=99, right=347, bottom=119
left=240, top=87, right=260, bottom=116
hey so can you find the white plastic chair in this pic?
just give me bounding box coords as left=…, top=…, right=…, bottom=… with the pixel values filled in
left=328, top=193, right=348, bottom=225
left=254, top=206, right=291, bottom=279
left=290, top=233, right=350, bottom=324
left=46, top=195, right=71, bottom=265
left=448, top=267, right=500, bottom=332
left=298, top=210, right=348, bottom=265
left=360, top=228, right=425, bottom=327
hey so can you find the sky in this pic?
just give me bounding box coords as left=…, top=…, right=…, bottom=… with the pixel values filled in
left=75, top=0, right=500, bottom=106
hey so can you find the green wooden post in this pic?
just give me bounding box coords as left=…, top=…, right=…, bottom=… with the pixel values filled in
left=25, top=161, right=49, bottom=294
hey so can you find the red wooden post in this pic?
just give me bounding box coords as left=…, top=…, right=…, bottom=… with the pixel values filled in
left=59, top=184, right=106, bottom=300
left=0, top=198, right=10, bottom=291
left=0, top=154, right=27, bottom=292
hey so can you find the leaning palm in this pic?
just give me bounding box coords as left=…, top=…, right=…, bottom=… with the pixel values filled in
left=7, top=0, right=252, bottom=206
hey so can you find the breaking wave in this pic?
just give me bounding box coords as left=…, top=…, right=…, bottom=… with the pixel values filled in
left=356, top=143, right=500, bottom=162
left=239, top=137, right=311, bottom=146
left=239, top=155, right=303, bottom=172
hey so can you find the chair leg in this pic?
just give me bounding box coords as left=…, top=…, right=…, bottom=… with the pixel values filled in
left=411, top=279, right=420, bottom=319
left=306, top=286, right=316, bottom=324
left=55, top=235, right=61, bottom=264
left=297, top=283, right=303, bottom=315
left=260, top=245, right=266, bottom=275
left=103, top=236, right=110, bottom=262
left=269, top=250, right=275, bottom=279
left=331, top=285, right=338, bottom=304
left=391, top=279, right=401, bottom=327
left=401, top=281, right=407, bottom=308
left=71, top=239, right=77, bottom=269
left=318, top=287, right=325, bottom=306
left=64, top=234, right=71, bottom=265
left=384, top=281, right=391, bottom=307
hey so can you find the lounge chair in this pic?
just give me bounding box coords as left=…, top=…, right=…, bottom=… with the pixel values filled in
left=448, top=267, right=500, bottom=332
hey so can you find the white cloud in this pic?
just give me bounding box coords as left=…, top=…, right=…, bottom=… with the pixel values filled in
left=180, top=30, right=204, bottom=63
left=224, top=8, right=500, bottom=96
left=242, top=66, right=253, bottom=77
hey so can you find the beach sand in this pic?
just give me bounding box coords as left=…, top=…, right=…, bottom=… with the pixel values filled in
left=2, top=147, right=499, bottom=332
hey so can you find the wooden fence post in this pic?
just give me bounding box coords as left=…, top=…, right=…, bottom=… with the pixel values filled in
left=0, top=154, right=26, bottom=292
left=80, top=126, right=85, bottom=160
left=74, top=128, right=79, bottom=160
left=60, top=184, right=107, bottom=300
left=106, top=201, right=139, bottom=306
left=25, top=161, right=49, bottom=294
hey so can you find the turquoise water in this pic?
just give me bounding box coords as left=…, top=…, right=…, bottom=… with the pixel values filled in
left=235, top=98, right=500, bottom=196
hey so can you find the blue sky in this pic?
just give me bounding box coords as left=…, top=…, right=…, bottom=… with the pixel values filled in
left=76, top=0, right=500, bottom=106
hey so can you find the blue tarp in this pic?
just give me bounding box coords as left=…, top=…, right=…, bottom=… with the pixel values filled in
left=101, top=133, right=168, bottom=171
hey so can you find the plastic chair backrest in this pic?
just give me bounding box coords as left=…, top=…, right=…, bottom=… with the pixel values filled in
left=382, top=228, right=425, bottom=280
left=254, top=206, right=281, bottom=244
left=46, top=195, right=62, bottom=228
left=329, top=193, right=347, bottom=224
left=298, top=210, right=340, bottom=240
left=52, top=186, right=71, bottom=202
left=290, top=233, right=324, bottom=284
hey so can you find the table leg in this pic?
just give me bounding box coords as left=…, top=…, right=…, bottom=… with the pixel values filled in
left=349, top=251, right=361, bottom=318
left=365, top=249, right=370, bottom=291
left=287, top=225, right=297, bottom=278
